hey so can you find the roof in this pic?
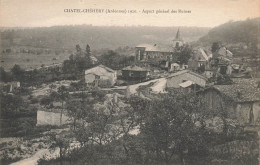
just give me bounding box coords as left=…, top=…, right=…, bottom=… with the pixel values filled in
left=175, top=28, right=181, bottom=40
left=179, top=80, right=194, bottom=88
left=85, top=64, right=115, bottom=74
left=216, top=47, right=233, bottom=59
left=173, top=28, right=183, bottom=41
left=212, top=78, right=260, bottom=102
left=199, top=48, right=209, bottom=61
left=97, top=65, right=115, bottom=73
left=167, top=70, right=207, bottom=80
left=136, top=44, right=173, bottom=52
left=122, top=66, right=149, bottom=71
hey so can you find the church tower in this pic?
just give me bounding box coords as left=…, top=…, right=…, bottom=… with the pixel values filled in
left=172, top=28, right=184, bottom=48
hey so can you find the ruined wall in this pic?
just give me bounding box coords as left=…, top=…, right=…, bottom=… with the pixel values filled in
left=236, top=103, right=251, bottom=125
left=37, top=110, right=70, bottom=126
left=236, top=102, right=260, bottom=126
left=209, top=140, right=259, bottom=160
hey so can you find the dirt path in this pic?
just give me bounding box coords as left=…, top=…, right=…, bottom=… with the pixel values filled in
left=11, top=148, right=59, bottom=165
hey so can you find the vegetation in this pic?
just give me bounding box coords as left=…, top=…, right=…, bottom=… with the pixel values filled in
left=99, top=50, right=135, bottom=70
left=1, top=26, right=210, bottom=50
left=38, top=91, right=219, bottom=165
left=198, top=18, right=260, bottom=57
left=174, top=45, right=193, bottom=65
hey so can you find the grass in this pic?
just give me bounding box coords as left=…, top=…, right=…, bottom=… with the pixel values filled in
left=0, top=52, right=70, bottom=71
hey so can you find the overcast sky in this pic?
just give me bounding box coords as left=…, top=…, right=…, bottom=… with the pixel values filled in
left=0, top=0, right=259, bottom=28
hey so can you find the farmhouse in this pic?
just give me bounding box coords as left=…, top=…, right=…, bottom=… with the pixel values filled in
left=85, top=65, right=117, bottom=87
left=201, top=78, right=260, bottom=126
left=214, top=46, right=233, bottom=60
left=166, top=70, right=207, bottom=88
left=188, top=48, right=212, bottom=71
left=122, top=66, right=150, bottom=81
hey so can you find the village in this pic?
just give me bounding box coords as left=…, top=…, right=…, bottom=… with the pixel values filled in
left=0, top=26, right=260, bottom=165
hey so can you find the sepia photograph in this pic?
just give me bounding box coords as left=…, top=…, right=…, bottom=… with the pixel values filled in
left=0, top=0, right=259, bottom=164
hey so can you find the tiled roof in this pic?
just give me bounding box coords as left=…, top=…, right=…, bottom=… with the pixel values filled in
left=98, top=65, right=115, bottom=73
left=167, top=70, right=207, bottom=80
left=122, top=65, right=149, bottom=71
left=199, top=48, right=209, bottom=61
left=136, top=44, right=173, bottom=52
left=213, top=78, right=260, bottom=102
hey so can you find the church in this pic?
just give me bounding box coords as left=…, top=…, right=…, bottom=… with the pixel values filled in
left=135, top=28, right=184, bottom=62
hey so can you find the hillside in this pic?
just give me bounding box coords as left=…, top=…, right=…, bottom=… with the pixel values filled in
left=196, top=18, right=260, bottom=57
left=0, top=25, right=210, bottom=51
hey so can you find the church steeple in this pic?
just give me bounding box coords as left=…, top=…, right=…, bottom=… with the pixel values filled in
left=175, top=28, right=181, bottom=40
left=172, top=28, right=184, bottom=48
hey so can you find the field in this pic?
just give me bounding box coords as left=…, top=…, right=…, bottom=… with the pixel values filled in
left=0, top=53, right=71, bottom=71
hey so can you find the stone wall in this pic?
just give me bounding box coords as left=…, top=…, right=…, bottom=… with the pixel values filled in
left=210, top=140, right=259, bottom=160
left=37, top=110, right=70, bottom=126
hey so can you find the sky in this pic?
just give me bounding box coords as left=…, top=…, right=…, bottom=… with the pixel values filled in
left=0, top=0, right=259, bottom=28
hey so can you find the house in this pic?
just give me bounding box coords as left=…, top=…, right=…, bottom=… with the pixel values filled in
left=203, top=67, right=215, bottom=79
left=214, top=46, right=233, bottom=59
left=135, top=29, right=184, bottom=62
left=188, top=48, right=211, bottom=71
left=85, top=65, right=117, bottom=87
left=135, top=44, right=173, bottom=62
left=166, top=70, right=207, bottom=88
left=122, top=66, right=150, bottom=81
left=201, top=78, right=260, bottom=126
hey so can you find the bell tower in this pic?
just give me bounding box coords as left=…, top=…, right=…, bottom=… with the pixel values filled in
left=172, top=28, right=184, bottom=48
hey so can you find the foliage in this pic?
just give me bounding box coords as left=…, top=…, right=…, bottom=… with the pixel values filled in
left=99, top=50, right=135, bottom=70
left=199, top=18, right=259, bottom=57
left=211, top=42, right=221, bottom=53
left=0, top=67, right=12, bottom=82
left=40, top=96, right=53, bottom=108
left=62, top=44, right=94, bottom=74
left=11, top=64, right=25, bottom=82
left=174, top=45, right=193, bottom=65
left=0, top=93, right=24, bottom=116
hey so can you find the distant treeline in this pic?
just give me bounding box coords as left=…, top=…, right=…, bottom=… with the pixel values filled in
left=0, top=25, right=210, bottom=50
left=198, top=18, right=260, bottom=49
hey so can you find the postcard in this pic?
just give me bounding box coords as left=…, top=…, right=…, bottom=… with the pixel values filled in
left=0, top=0, right=259, bottom=164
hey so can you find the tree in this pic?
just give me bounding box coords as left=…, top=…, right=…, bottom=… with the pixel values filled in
left=99, top=50, right=135, bottom=70
left=0, top=67, right=9, bottom=82
left=131, top=92, right=208, bottom=164
left=86, top=44, right=91, bottom=57
left=0, top=93, right=23, bottom=116
left=175, top=45, right=192, bottom=65
left=75, top=44, right=81, bottom=55
left=11, top=64, right=25, bottom=82
left=48, top=130, right=71, bottom=165
left=211, top=42, right=221, bottom=53
left=57, top=86, right=69, bottom=125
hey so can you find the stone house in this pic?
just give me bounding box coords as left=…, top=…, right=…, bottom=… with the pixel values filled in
left=135, top=29, right=184, bottom=62
left=135, top=44, right=173, bottom=62
left=166, top=70, right=207, bottom=88
left=188, top=48, right=212, bottom=71
left=85, top=65, right=117, bottom=87
left=201, top=78, right=260, bottom=126
left=122, top=66, right=150, bottom=81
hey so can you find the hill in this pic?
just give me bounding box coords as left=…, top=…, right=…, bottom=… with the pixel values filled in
left=0, top=25, right=210, bottom=51
left=196, top=18, right=260, bottom=57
